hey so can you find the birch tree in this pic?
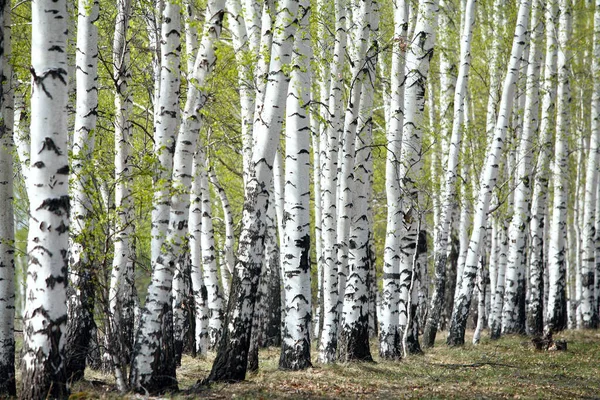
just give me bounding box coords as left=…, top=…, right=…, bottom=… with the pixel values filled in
left=579, top=0, right=600, bottom=329
left=339, top=0, right=378, bottom=362
left=528, top=0, right=558, bottom=337
left=21, top=0, right=70, bottom=396
left=546, top=0, right=571, bottom=335
left=0, top=1, right=14, bottom=394
left=205, top=0, right=299, bottom=382
left=397, top=0, right=439, bottom=351
left=65, top=0, right=100, bottom=382
left=447, top=0, right=531, bottom=346
left=379, top=0, right=408, bottom=360
left=318, top=0, right=348, bottom=363
left=107, top=0, right=135, bottom=390
left=501, top=0, right=543, bottom=335
left=279, top=0, right=312, bottom=369
left=423, top=0, right=476, bottom=348
left=130, top=0, right=181, bottom=392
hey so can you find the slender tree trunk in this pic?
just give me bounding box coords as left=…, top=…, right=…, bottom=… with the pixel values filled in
left=65, top=0, right=100, bottom=382
left=339, top=0, right=378, bottom=362
left=379, top=0, right=408, bottom=360
left=204, top=0, right=299, bottom=383
left=447, top=0, right=531, bottom=346
left=423, top=0, right=476, bottom=348
left=502, top=0, right=543, bottom=335
left=279, top=0, right=312, bottom=369
left=398, top=0, right=439, bottom=350
left=107, top=0, right=135, bottom=391
left=545, top=0, right=571, bottom=335
left=130, top=0, right=181, bottom=392
left=580, top=0, right=600, bottom=329
left=528, top=0, right=558, bottom=337
left=318, top=0, right=348, bottom=364
left=21, top=0, right=70, bottom=396
left=0, top=2, right=15, bottom=394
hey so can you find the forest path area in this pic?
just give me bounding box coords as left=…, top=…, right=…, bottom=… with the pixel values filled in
left=71, top=330, right=600, bottom=399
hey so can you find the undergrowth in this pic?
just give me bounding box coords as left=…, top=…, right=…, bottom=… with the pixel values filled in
left=65, top=330, right=600, bottom=399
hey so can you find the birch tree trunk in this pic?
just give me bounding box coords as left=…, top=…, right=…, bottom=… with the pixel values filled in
left=423, top=0, right=476, bottom=348
left=579, top=0, right=600, bottom=329
left=21, top=0, right=70, bottom=396
left=189, top=146, right=209, bottom=357
left=379, top=0, right=408, bottom=360
left=205, top=0, right=299, bottom=383
left=397, top=0, right=439, bottom=350
left=108, top=0, right=134, bottom=390
left=339, top=0, right=378, bottom=362
left=0, top=2, right=14, bottom=394
left=279, top=0, right=312, bottom=369
left=130, top=0, right=181, bottom=392
left=527, top=0, right=558, bottom=337
left=502, top=0, right=543, bottom=335
left=65, top=0, right=99, bottom=382
left=336, top=0, right=372, bottom=344
left=447, top=0, right=531, bottom=346
left=318, top=0, right=348, bottom=364
left=545, top=0, right=571, bottom=335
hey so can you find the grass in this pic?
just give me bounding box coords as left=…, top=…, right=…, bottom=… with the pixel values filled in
left=67, top=330, right=600, bottom=399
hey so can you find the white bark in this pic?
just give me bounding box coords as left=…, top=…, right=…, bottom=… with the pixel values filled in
left=336, top=0, right=372, bottom=335
left=423, top=0, right=476, bottom=348
left=502, top=0, right=543, bottom=335
left=379, top=0, right=408, bottom=360
left=528, top=0, right=558, bottom=337
left=580, top=0, right=600, bottom=329
left=65, top=0, right=99, bottom=381
left=21, top=0, right=69, bottom=396
left=189, top=145, right=209, bottom=356
left=397, top=0, right=439, bottom=344
left=0, top=4, right=14, bottom=393
left=279, top=0, right=312, bottom=368
left=318, top=0, right=348, bottom=364
left=447, top=0, right=531, bottom=346
left=108, top=0, right=134, bottom=390
left=130, top=0, right=181, bottom=391
left=546, top=0, right=571, bottom=334
left=207, top=0, right=299, bottom=381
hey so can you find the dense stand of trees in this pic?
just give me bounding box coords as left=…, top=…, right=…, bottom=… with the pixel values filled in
left=1, top=0, right=600, bottom=397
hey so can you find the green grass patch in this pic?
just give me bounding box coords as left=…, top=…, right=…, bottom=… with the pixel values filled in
left=67, top=330, right=600, bottom=399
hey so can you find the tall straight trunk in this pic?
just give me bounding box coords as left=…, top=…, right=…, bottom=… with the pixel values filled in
left=0, top=3, right=14, bottom=395
left=189, top=145, right=209, bottom=357
left=502, top=0, right=543, bottom=335
left=339, top=0, right=378, bottom=362
left=336, top=0, right=372, bottom=342
left=65, top=0, right=99, bottom=382
left=580, top=0, right=600, bottom=329
left=318, top=0, right=348, bottom=364
left=379, top=0, right=408, bottom=360
left=472, top=241, right=488, bottom=344
left=205, top=0, right=299, bottom=383
left=279, top=0, right=312, bottom=369
left=108, top=0, right=134, bottom=391
left=490, top=215, right=508, bottom=338
left=447, top=0, right=531, bottom=346
left=528, top=0, right=558, bottom=337
left=208, top=169, right=234, bottom=297
left=398, top=0, right=439, bottom=348
left=130, top=1, right=181, bottom=393
left=199, top=153, right=224, bottom=348
left=423, top=0, right=476, bottom=348
left=545, top=0, right=571, bottom=335
left=21, top=0, right=70, bottom=396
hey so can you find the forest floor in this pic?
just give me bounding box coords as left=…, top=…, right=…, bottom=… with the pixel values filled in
left=67, top=329, right=600, bottom=399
